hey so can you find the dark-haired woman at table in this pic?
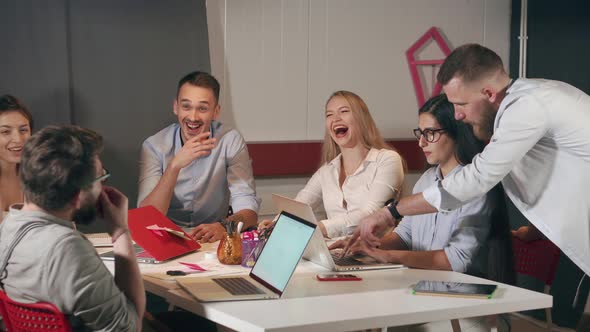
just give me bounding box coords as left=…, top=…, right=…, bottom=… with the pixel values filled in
left=0, top=95, right=33, bottom=220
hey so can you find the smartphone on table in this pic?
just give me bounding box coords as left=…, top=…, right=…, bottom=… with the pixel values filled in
left=316, top=273, right=362, bottom=281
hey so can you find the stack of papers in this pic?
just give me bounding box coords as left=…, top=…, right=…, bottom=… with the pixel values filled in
left=85, top=233, right=112, bottom=247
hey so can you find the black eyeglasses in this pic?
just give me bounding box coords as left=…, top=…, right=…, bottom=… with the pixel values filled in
left=95, top=168, right=111, bottom=183
left=413, top=128, right=447, bottom=143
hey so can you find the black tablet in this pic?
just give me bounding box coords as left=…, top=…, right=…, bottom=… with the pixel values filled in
left=412, top=280, right=498, bottom=299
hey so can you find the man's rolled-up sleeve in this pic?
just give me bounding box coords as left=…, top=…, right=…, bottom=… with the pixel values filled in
left=137, top=140, right=163, bottom=207
left=226, top=133, right=260, bottom=213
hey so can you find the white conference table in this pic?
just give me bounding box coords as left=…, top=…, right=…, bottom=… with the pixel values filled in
left=101, top=243, right=553, bottom=332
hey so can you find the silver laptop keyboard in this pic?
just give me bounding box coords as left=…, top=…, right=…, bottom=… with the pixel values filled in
left=331, top=253, right=362, bottom=266
left=212, top=277, right=266, bottom=296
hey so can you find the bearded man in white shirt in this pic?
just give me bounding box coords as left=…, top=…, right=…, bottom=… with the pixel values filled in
left=348, top=43, right=590, bottom=330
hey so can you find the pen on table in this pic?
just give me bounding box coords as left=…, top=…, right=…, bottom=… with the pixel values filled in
left=166, top=270, right=203, bottom=276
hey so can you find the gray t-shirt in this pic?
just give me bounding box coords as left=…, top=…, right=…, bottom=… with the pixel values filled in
left=0, top=209, right=138, bottom=331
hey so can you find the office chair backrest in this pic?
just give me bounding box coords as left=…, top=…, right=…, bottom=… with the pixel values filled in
left=512, top=237, right=561, bottom=285
left=0, top=290, right=71, bottom=332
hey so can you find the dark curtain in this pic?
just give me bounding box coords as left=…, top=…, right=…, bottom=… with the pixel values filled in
left=0, top=0, right=211, bottom=205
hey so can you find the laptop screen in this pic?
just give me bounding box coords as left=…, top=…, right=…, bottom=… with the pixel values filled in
left=251, top=212, right=316, bottom=293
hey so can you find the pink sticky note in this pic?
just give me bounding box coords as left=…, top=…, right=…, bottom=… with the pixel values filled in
left=179, top=262, right=207, bottom=271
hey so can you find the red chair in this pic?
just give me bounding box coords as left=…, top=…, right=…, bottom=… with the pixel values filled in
left=0, top=290, right=71, bottom=332
left=512, top=236, right=561, bottom=331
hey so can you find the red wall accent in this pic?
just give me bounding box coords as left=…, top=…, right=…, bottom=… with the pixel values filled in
left=247, top=140, right=425, bottom=177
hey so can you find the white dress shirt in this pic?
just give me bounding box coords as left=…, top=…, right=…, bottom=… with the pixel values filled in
left=296, top=148, right=404, bottom=238
left=423, top=78, right=590, bottom=275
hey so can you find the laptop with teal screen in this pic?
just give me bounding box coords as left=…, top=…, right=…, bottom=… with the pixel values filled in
left=272, top=194, right=404, bottom=272
left=177, top=211, right=316, bottom=302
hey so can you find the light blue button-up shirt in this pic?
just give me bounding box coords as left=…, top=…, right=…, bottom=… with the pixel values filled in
left=394, top=165, right=492, bottom=275
left=138, top=121, right=260, bottom=227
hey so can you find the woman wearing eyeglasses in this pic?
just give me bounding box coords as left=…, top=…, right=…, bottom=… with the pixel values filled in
left=331, top=94, right=513, bottom=330
left=0, top=95, right=33, bottom=220
left=333, top=94, right=513, bottom=280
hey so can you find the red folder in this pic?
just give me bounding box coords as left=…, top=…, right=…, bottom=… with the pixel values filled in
left=128, top=206, right=201, bottom=261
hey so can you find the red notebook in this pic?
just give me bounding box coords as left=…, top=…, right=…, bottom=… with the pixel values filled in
left=128, top=206, right=201, bottom=262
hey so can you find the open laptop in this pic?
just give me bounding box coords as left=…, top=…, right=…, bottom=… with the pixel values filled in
left=272, top=194, right=404, bottom=272
left=176, top=211, right=316, bottom=302
left=100, top=206, right=201, bottom=264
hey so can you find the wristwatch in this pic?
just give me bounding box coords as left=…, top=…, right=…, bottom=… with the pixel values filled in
left=384, top=199, right=404, bottom=221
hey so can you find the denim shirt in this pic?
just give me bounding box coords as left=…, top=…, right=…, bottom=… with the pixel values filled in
left=395, top=165, right=492, bottom=274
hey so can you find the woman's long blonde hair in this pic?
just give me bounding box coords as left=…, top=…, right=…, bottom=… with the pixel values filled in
left=320, top=91, right=390, bottom=165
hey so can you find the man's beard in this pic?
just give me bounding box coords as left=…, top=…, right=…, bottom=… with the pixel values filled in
left=73, top=193, right=98, bottom=225
left=474, top=104, right=496, bottom=141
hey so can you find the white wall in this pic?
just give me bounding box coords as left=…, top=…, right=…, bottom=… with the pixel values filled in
left=206, top=0, right=511, bottom=141
left=206, top=0, right=511, bottom=218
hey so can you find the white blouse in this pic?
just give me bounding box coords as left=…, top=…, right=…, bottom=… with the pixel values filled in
left=296, top=148, right=404, bottom=238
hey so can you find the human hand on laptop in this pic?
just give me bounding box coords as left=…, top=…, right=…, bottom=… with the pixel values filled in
left=257, top=219, right=274, bottom=231
left=189, top=222, right=226, bottom=243
left=170, top=132, right=216, bottom=170
left=329, top=237, right=366, bottom=254
left=342, top=208, right=392, bottom=257
left=348, top=241, right=389, bottom=263
left=328, top=237, right=350, bottom=251
left=329, top=238, right=389, bottom=263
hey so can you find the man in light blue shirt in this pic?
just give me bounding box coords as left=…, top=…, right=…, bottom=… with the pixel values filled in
left=138, top=71, right=259, bottom=243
